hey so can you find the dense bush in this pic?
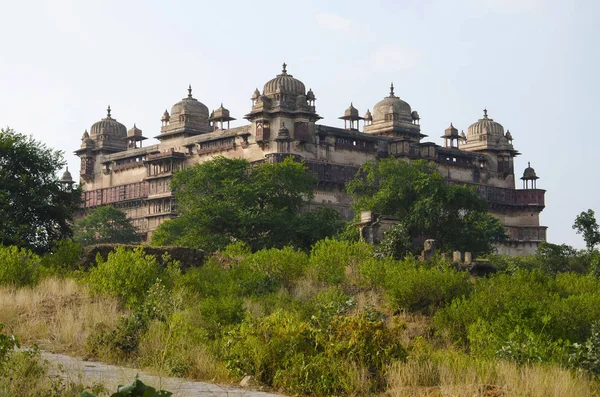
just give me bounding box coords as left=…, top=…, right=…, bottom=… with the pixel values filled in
left=435, top=270, right=600, bottom=363
left=384, top=261, right=473, bottom=314
left=308, top=239, right=373, bottom=283
left=0, top=245, right=41, bottom=287
left=223, top=309, right=406, bottom=396
left=86, top=247, right=179, bottom=307
left=40, top=239, right=82, bottom=276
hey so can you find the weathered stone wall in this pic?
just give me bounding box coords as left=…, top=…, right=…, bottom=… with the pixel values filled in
left=78, top=244, right=205, bottom=271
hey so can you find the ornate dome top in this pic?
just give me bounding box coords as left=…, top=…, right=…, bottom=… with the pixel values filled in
left=161, top=109, right=170, bottom=122
left=467, top=109, right=505, bottom=137
left=251, top=88, right=260, bottom=101
left=128, top=124, right=143, bottom=137
left=263, top=63, right=306, bottom=97
left=364, top=109, right=372, bottom=121
left=344, top=103, right=359, bottom=118
left=521, top=162, right=538, bottom=180
left=80, top=129, right=94, bottom=148
left=372, top=83, right=413, bottom=123
left=170, top=85, right=209, bottom=120
left=90, top=106, right=127, bottom=139
left=307, top=88, right=316, bottom=101
left=60, top=167, right=73, bottom=183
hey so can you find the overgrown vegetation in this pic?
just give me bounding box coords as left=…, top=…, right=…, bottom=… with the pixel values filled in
left=1, top=242, right=600, bottom=396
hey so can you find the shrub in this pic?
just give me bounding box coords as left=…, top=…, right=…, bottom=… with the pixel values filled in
left=0, top=245, right=40, bottom=287
left=223, top=309, right=406, bottom=396
left=86, top=312, right=148, bottom=359
left=384, top=261, right=472, bottom=314
left=570, top=322, right=600, bottom=377
left=240, top=247, right=308, bottom=287
left=86, top=247, right=173, bottom=307
left=308, top=239, right=373, bottom=283
left=435, top=270, right=600, bottom=363
left=41, top=239, right=82, bottom=276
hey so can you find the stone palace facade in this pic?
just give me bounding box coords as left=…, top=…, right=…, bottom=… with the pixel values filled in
left=73, top=63, right=546, bottom=255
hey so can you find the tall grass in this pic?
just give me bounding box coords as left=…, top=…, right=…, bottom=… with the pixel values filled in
left=0, top=278, right=123, bottom=355
left=387, top=351, right=598, bottom=397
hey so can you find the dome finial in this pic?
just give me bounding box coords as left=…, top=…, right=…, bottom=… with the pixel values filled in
left=390, top=82, right=395, bottom=97
left=483, top=108, right=488, bottom=118
left=107, top=105, right=111, bottom=118
left=282, top=62, right=287, bottom=74
left=188, top=84, right=193, bottom=99
left=528, top=161, right=531, bottom=167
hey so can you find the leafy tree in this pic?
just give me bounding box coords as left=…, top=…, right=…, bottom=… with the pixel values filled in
left=573, top=209, right=600, bottom=250
left=347, top=158, right=506, bottom=256
left=74, top=205, right=140, bottom=246
left=151, top=156, right=343, bottom=252
left=0, top=128, right=81, bottom=252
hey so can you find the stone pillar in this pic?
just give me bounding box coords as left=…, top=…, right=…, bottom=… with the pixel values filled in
left=453, top=251, right=462, bottom=264
left=464, top=252, right=472, bottom=264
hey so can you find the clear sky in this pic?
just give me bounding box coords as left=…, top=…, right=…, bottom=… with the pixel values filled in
left=1, top=0, right=598, bottom=248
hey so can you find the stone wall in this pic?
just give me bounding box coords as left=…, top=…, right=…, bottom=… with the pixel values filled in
left=79, top=244, right=205, bottom=271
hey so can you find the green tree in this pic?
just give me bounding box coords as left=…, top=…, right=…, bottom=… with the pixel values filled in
left=0, top=128, right=82, bottom=252
left=347, top=158, right=506, bottom=256
left=74, top=205, right=140, bottom=246
left=573, top=209, right=600, bottom=250
left=151, top=156, right=343, bottom=251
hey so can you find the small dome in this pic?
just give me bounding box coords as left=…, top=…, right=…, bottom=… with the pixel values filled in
left=128, top=124, right=143, bottom=137
left=251, top=88, right=260, bottom=100
left=263, top=63, right=306, bottom=97
left=170, top=85, right=209, bottom=120
left=467, top=109, right=505, bottom=137
left=344, top=103, right=359, bottom=118
left=214, top=103, right=230, bottom=119
left=364, top=109, right=372, bottom=121
left=89, top=106, right=127, bottom=139
left=444, top=123, right=458, bottom=137
left=81, top=130, right=89, bottom=140
left=161, top=109, right=170, bottom=122
left=372, top=83, right=413, bottom=123
left=521, top=162, right=538, bottom=180
left=307, top=88, right=316, bottom=101
left=60, top=167, right=73, bottom=183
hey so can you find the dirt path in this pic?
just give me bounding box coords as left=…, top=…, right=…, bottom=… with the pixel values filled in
left=41, top=351, right=284, bottom=397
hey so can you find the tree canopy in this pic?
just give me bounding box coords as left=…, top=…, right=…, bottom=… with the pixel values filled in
left=347, top=158, right=506, bottom=256
left=573, top=209, right=600, bottom=251
left=73, top=205, right=140, bottom=246
left=0, top=128, right=81, bottom=252
left=151, top=156, right=343, bottom=251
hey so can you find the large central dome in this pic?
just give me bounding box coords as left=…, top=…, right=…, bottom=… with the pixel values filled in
left=170, top=85, right=209, bottom=120
left=263, top=63, right=306, bottom=96
left=467, top=109, right=505, bottom=137
left=372, top=83, right=413, bottom=123
left=90, top=106, right=126, bottom=139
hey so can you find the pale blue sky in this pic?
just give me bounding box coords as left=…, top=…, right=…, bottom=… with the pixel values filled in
left=1, top=0, right=598, bottom=248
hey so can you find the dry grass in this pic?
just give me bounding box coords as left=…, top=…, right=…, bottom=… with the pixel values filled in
left=386, top=354, right=600, bottom=397
left=0, top=277, right=124, bottom=355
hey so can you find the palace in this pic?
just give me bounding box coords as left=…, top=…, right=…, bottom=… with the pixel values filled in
left=71, top=63, right=546, bottom=255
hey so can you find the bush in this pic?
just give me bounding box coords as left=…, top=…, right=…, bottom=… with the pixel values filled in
left=570, top=322, right=600, bottom=377
left=223, top=309, right=406, bottom=396
left=384, top=260, right=472, bottom=314
left=86, top=247, right=177, bottom=307
left=240, top=247, right=308, bottom=287
left=0, top=245, right=40, bottom=287
left=308, top=239, right=373, bottom=283
left=41, top=239, right=82, bottom=276
left=435, top=270, right=600, bottom=363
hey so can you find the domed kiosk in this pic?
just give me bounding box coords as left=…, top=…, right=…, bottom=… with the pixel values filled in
left=364, top=83, right=422, bottom=140
left=88, top=106, right=127, bottom=152
left=158, top=85, right=211, bottom=139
